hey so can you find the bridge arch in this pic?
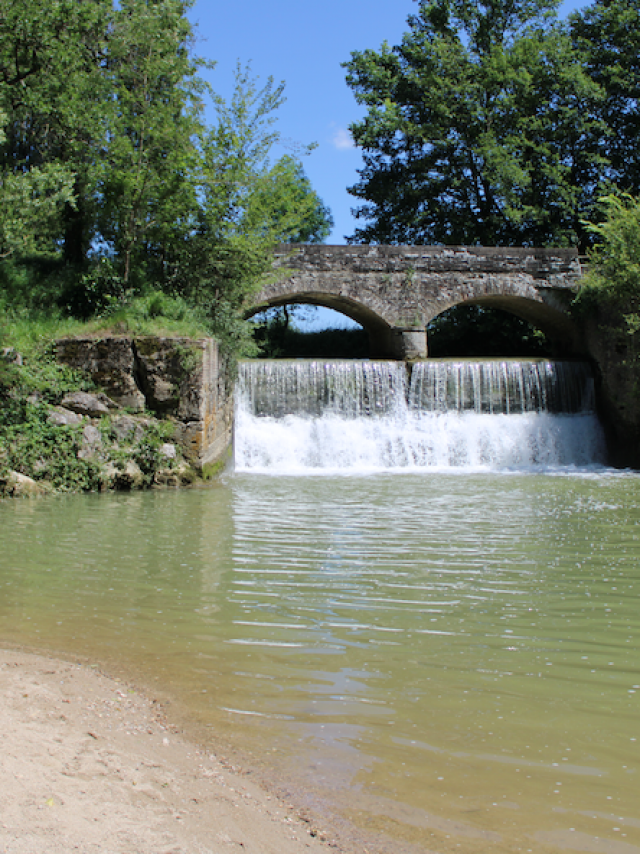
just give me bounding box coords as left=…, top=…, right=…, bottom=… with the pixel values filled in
left=429, top=294, right=583, bottom=357
left=245, top=291, right=398, bottom=358
left=250, top=244, right=585, bottom=359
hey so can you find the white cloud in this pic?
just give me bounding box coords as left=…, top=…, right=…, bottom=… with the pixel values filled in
left=332, top=127, right=355, bottom=150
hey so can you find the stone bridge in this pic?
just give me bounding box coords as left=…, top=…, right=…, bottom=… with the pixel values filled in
left=249, top=244, right=584, bottom=359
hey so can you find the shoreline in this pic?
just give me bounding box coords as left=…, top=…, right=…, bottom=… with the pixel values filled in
left=0, top=646, right=339, bottom=854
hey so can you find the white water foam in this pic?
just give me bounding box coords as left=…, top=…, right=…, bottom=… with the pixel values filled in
left=234, top=360, right=607, bottom=474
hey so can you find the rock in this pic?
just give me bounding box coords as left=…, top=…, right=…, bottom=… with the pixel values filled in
left=61, top=392, right=111, bottom=418
left=1, top=348, right=22, bottom=366
left=98, top=460, right=146, bottom=491
left=48, top=407, right=84, bottom=427
left=133, top=338, right=186, bottom=415
left=78, top=424, right=103, bottom=460
left=56, top=335, right=233, bottom=471
left=153, top=461, right=195, bottom=487
left=0, top=471, right=45, bottom=498
left=113, top=460, right=145, bottom=490
left=95, top=392, right=118, bottom=408
left=159, top=443, right=177, bottom=460
left=98, top=462, right=119, bottom=491
left=110, top=415, right=147, bottom=444
left=55, top=338, right=145, bottom=412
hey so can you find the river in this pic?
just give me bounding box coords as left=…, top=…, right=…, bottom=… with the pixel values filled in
left=1, top=360, right=639, bottom=853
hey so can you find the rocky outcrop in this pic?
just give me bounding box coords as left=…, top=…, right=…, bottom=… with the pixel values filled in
left=55, top=336, right=233, bottom=473
left=60, top=391, right=117, bottom=417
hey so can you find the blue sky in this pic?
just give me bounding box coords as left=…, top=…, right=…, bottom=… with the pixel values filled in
left=189, top=0, right=588, bottom=248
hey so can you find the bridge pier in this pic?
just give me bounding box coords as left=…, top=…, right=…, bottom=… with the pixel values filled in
left=394, top=328, right=428, bottom=360
left=369, top=327, right=428, bottom=360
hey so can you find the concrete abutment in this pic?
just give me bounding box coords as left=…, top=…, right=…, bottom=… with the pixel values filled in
left=56, top=336, right=233, bottom=473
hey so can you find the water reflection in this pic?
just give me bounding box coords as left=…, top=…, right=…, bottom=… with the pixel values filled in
left=1, top=473, right=639, bottom=853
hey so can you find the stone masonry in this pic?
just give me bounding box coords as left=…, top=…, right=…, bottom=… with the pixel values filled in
left=56, top=336, right=232, bottom=472
left=252, top=244, right=584, bottom=358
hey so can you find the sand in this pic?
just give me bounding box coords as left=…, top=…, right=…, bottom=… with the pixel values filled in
left=0, top=647, right=338, bottom=854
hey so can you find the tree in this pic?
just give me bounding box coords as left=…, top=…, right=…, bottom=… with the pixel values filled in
left=197, top=65, right=331, bottom=247
left=343, top=0, right=605, bottom=247
left=241, top=155, right=333, bottom=244
left=571, top=0, right=640, bottom=198
left=97, top=0, right=205, bottom=286
left=0, top=0, right=110, bottom=263
left=170, top=65, right=333, bottom=354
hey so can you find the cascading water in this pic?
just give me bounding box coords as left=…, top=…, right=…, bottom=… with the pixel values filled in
left=234, top=359, right=606, bottom=473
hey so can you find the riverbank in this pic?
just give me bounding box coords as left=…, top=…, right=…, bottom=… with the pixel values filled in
left=0, top=647, right=336, bottom=854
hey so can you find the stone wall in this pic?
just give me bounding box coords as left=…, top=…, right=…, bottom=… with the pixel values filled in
left=580, top=309, right=640, bottom=468
left=56, top=336, right=233, bottom=473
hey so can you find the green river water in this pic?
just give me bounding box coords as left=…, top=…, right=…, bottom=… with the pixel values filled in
left=1, top=471, right=639, bottom=853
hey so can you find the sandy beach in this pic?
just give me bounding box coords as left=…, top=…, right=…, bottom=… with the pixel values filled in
left=0, top=647, right=338, bottom=854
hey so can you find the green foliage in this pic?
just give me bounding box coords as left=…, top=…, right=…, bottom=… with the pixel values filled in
left=88, top=291, right=211, bottom=339
left=160, top=64, right=334, bottom=361
left=11, top=353, right=90, bottom=407
left=571, top=0, right=640, bottom=197
left=96, top=0, right=205, bottom=286
left=576, top=193, right=640, bottom=314
left=0, top=325, right=194, bottom=492
left=426, top=305, right=549, bottom=357
left=0, top=0, right=112, bottom=264
left=0, top=327, right=102, bottom=492
left=0, top=147, right=76, bottom=259
left=579, top=193, right=640, bottom=304
left=0, top=328, right=18, bottom=393
left=130, top=421, right=176, bottom=479
left=0, top=7, right=332, bottom=363
left=0, top=404, right=102, bottom=491
left=240, top=155, right=334, bottom=245
left=343, top=0, right=608, bottom=247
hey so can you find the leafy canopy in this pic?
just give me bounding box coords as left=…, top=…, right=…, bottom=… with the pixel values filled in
left=344, top=0, right=607, bottom=247
left=0, top=2, right=332, bottom=358
left=580, top=193, right=640, bottom=305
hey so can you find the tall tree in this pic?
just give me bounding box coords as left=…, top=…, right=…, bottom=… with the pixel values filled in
left=571, top=0, right=640, bottom=197
left=97, top=0, right=205, bottom=286
left=170, top=65, right=333, bottom=353
left=343, top=0, right=605, bottom=247
left=0, top=0, right=110, bottom=263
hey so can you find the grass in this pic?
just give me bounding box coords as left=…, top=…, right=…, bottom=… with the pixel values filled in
left=1, top=291, right=212, bottom=358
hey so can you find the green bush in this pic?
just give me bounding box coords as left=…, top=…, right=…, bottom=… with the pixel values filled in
left=578, top=193, right=640, bottom=307
left=0, top=404, right=102, bottom=491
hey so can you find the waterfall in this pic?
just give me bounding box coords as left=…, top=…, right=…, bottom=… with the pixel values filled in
left=408, top=360, right=596, bottom=415
left=234, top=359, right=606, bottom=473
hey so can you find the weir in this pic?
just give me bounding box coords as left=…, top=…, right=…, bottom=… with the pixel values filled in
left=234, top=359, right=606, bottom=472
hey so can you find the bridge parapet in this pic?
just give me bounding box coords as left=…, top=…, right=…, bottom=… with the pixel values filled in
left=272, top=244, right=582, bottom=279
